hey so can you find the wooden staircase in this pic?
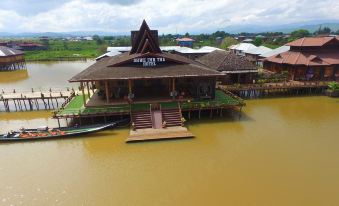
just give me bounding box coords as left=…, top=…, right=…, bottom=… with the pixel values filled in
left=162, top=105, right=183, bottom=127
left=131, top=111, right=153, bottom=129
left=131, top=103, right=183, bottom=130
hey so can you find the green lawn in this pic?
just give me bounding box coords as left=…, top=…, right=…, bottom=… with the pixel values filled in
left=56, top=90, right=244, bottom=116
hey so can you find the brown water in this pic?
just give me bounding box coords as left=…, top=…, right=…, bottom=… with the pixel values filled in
left=1, top=96, right=339, bottom=205
left=0, top=61, right=94, bottom=91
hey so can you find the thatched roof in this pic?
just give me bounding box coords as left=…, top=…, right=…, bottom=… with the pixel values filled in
left=70, top=20, right=223, bottom=82
left=70, top=52, right=223, bottom=82
left=196, top=50, right=257, bottom=73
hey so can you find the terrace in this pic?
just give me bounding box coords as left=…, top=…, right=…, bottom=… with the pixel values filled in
left=53, top=90, right=244, bottom=119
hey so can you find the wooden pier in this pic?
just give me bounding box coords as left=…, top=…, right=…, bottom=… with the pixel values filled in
left=218, top=81, right=331, bottom=99
left=0, top=88, right=75, bottom=112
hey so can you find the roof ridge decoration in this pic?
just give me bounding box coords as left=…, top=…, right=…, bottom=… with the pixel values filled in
left=130, top=20, right=162, bottom=54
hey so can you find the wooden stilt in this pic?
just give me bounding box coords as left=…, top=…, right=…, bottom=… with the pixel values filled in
left=86, top=82, right=91, bottom=98
left=105, top=81, right=109, bottom=103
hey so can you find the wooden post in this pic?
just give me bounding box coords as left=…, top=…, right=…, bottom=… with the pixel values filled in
left=105, top=81, right=109, bottom=103
left=128, top=79, right=132, bottom=98
left=91, top=81, right=95, bottom=93
left=81, top=82, right=86, bottom=106
left=57, top=118, right=61, bottom=128
left=172, top=78, right=176, bottom=100
left=86, top=82, right=91, bottom=98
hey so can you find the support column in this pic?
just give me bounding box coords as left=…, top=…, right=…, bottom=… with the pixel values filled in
left=172, top=78, right=176, bottom=100
left=81, top=82, right=86, bottom=106
left=128, top=79, right=132, bottom=94
left=105, top=81, right=110, bottom=103
left=91, top=81, right=95, bottom=93
left=86, top=81, right=91, bottom=98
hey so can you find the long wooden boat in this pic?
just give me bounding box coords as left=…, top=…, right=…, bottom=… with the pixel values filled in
left=0, top=119, right=129, bottom=142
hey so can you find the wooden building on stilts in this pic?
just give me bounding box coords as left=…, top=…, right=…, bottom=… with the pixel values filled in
left=0, top=46, right=26, bottom=71
left=54, top=20, right=244, bottom=142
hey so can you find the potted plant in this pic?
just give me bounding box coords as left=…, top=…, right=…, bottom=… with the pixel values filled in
left=326, top=82, right=339, bottom=97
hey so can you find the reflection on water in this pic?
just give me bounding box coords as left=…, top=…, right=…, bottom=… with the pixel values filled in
left=1, top=96, right=339, bottom=205
left=0, top=70, right=29, bottom=84
left=0, top=60, right=94, bottom=91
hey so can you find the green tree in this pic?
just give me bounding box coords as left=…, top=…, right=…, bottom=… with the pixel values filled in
left=253, top=37, right=263, bottom=46
left=315, top=26, right=331, bottom=35
left=291, top=29, right=310, bottom=39
left=220, top=37, right=238, bottom=49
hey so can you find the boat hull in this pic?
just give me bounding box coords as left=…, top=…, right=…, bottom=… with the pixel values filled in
left=0, top=119, right=129, bottom=142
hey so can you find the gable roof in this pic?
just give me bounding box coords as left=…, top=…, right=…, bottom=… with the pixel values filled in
left=196, top=50, right=257, bottom=73
left=70, top=52, right=223, bottom=81
left=130, top=20, right=162, bottom=54
left=70, top=21, right=223, bottom=82
left=176, top=38, right=195, bottom=42
left=229, top=43, right=257, bottom=52
left=0, top=46, right=24, bottom=57
left=245, top=46, right=272, bottom=55
left=264, top=50, right=339, bottom=66
left=260, top=46, right=290, bottom=58
left=286, top=36, right=339, bottom=47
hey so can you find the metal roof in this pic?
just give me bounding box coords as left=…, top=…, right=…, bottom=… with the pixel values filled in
left=229, top=43, right=257, bottom=52
left=0, top=46, right=23, bottom=57
left=245, top=46, right=272, bottom=55
left=101, top=46, right=224, bottom=59
left=260, top=46, right=290, bottom=58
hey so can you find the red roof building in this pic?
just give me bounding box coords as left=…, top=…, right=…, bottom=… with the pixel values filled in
left=263, top=36, right=339, bottom=81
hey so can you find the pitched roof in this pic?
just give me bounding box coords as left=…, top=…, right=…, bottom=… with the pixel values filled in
left=245, top=46, right=272, bottom=55
left=260, top=46, right=290, bottom=58
left=130, top=20, right=162, bottom=54
left=196, top=50, right=257, bottom=73
left=264, top=50, right=339, bottom=66
left=70, top=52, right=223, bottom=81
left=0, top=46, right=24, bottom=57
left=70, top=20, right=224, bottom=82
left=286, top=36, right=339, bottom=47
left=229, top=43, right=257, bottom=52
left=176, top=38, right=195, bottom=42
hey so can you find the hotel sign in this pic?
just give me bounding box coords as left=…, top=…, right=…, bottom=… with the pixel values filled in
left=133, top=57, right=166, bottom=67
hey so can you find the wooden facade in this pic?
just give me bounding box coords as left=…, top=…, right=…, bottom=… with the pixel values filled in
left=70, top=20, right=223, bottom=108
left=0, top=46, right=26, bottom=71
left=264, top=37, right=339, bottom=81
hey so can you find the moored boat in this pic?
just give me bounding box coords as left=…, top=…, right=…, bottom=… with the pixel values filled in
left=0, top=119, right=129, bottom=142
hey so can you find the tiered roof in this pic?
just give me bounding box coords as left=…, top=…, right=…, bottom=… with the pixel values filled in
left=197, top=50, right=257, bottom=74
left=70, top=20, right=222, bottom=82
left=264, top=36, right=339, bottom=66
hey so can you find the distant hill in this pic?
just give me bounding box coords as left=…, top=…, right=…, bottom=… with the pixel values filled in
left=0, top=31, right=128, bottom=38
left=1, top=21, right=339, bottom=37
left=224, top=21, right=339, bottom=34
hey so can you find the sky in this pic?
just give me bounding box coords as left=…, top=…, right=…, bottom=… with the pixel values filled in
left=0, top=0, right=339, bottom=34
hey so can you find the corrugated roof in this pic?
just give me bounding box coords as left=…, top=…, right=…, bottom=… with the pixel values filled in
left=245, top=46, right=272, bottom=55
left=260, top=46, right=290, bottom=58
left=103, top=46, right=224, bottom=58
left=0, top=46, right=24, bottom=57
left=229, top=43, right=257, bottom=52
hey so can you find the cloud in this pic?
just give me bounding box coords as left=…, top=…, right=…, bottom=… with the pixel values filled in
left=0, top=0, right=338, bottom=33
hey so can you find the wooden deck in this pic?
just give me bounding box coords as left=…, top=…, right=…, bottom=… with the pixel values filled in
left=127, top=126, right=194, bottom=143
left=218, top=81, right=332, bottom=98
left=0, top=89, right=75, bottom=112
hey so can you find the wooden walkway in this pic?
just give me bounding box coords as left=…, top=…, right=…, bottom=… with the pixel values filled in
left=218, top=81, right=330, bottom=98
left=127, top=126, right=194, bottom=143
left=0, top=89, right=75, bottom=112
